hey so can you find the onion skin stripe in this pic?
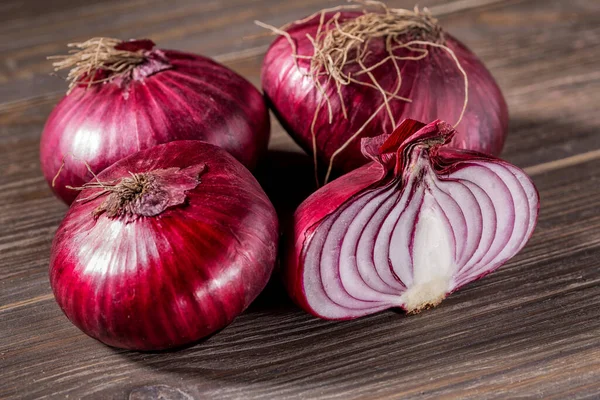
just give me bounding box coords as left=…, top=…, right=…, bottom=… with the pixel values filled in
left=262, top=10, right=508, bottom=176
left=41, top=47, right=270, bottom=205
left=49, top=141, right=278, bottom=350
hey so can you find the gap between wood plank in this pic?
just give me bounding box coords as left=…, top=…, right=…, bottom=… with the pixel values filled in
left=428, top=0, right=520, bottom=16
left=0, top=293, right=54, bottom=312
left=524, top=149, right=600, bottom=176
left=215, top=0, right=522, bottom=65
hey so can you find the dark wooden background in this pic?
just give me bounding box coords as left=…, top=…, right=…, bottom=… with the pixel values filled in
left=2, top=0, right=600, bottom=398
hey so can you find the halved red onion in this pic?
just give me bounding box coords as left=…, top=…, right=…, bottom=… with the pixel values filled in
left=41, top=38, right=270, bottom=204
left=49, top=141, right=278, bottom=350
left=285, top=119, right=538, bottom=319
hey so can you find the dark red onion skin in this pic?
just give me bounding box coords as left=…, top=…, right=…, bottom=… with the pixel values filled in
left=262, top=12, right=508, bottom=176
left=49, top=141, right=278, bottom=350
left=285, top=120, right=538, bottom=320
left=42, top=47, right=270, bottom=204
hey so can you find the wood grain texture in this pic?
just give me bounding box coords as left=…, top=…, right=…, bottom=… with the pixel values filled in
left=1, top=0, right=600, bottom=399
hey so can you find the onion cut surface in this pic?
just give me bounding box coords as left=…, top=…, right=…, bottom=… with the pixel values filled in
left=49, top=141, right=278, bottom=350
left=286, top=119, right=538, bottom=319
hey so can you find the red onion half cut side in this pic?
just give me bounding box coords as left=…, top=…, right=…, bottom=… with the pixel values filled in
left=285, top=119, right=539, bottom=320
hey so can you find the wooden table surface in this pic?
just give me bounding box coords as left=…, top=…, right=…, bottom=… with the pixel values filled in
left=2, top=0, right=600, bottom=399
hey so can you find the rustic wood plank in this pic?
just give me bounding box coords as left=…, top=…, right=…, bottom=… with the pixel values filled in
left=1, top=156, right=600, bottom=399
left=1, top=0, right=600, bottom=398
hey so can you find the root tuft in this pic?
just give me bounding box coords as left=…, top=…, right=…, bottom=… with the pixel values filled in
left=258, top=1, right=468, bottom=186
left=49, top=37, right=148, bottom=93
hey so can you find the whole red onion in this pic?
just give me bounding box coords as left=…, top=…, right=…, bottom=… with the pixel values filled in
left=49, top=140, right=278, bottom=350
left=42, top=38, right=270, bottom=204
left=261, top=5, right=508, bottom=183
left=285, top=119, right=538, bottom=319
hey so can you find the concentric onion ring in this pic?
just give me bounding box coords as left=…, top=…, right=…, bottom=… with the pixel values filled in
left=286, top=119, right=538, bottom=319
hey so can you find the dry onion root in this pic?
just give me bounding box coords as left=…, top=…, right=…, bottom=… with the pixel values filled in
left=260, top=0, right=508, bottom=186
left=48, top=37, right=153, bottom=93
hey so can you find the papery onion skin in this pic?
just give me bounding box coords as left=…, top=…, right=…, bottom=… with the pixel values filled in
left=285, top=119, right=538, bottom=320
left=41, top=40, right=270, bottom=204
left=262, top=11, right=508, bottom=176
left=49, top=140, right=278, bottom=350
